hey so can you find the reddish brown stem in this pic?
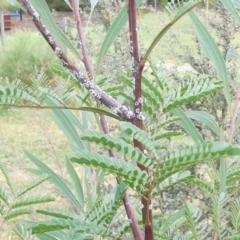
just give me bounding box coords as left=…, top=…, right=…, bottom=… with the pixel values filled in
left=17, top=0, right=143, bottom=239
left=71, top=0, right=93, bottom=78
left=128, top=0, right=154, bottom=239
left=70, top=2, right=143, bottom=237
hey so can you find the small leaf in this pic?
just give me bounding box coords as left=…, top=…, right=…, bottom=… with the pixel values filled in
left=172, top=108, right=204, bottom=144
left=189, top=11, right=230, bottom=105
left=226, top=49, right=240, bottom=62
left=66, top=159, right=84, bottom=206
left=25, top=151, right=85, bottom=215
left=28, top=0, right=78, bottom=55
left=185, top=110, right=220, bottom=135
left=221, top=0, right=240, bottom=24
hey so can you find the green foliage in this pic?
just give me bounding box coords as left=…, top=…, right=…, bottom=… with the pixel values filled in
left=0, top=163, right=54, bottom=236
left=0, top=31, right=59, bottom=85
left=45, top=0, right=71, bottom=11
left=3, top=0, right=240, bottom=239
left=0, top=0, right=18, bottom=10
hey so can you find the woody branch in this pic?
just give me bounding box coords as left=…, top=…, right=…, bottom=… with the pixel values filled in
left=17, top=0, right=135, bottom=121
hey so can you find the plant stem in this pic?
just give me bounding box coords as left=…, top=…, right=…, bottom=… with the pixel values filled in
left=71, top=0, right=93, bottom=78
left=71, top=2, right=143, bottom=239
left=18, top=0, right=135, bottom=121
left=100, top=115, right=143, bottom=240
left=128, top=0, right=154, bottom=239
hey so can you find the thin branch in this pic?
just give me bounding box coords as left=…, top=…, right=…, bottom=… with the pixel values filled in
left=71, top=0, right=93, bottom=78
left=17, top=0, right=135, bottom=121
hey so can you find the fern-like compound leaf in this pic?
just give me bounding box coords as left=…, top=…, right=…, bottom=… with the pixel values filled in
left=17, top=174, right=51, bottom=197
left=163, top=77, right=222, bottom=113
left=80, top=130, right=154, bottom=168
left=0, top=163, right=14, bottom=195
left=230, top=199, right=240, bottom=232
left=70, top=151, right=149, bottom=193
left=120, top=122, right=158, bottom=157
left=36, top=209, right=73, bottom=220
left=12, top=196, right=55, bottom=209
left=29, top=218, right=115, bottom=237
left=86, top=182, right=127, bottom=227
left=157, top=142, right=240, bottom=184
left=0, top=86, right=40, bottom=106
left=5, top=209, right=32, bottom=220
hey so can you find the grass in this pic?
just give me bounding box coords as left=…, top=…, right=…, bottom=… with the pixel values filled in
left=0, top=0, right=17, bottom=11
left=0, top=108, right=73, bottom=239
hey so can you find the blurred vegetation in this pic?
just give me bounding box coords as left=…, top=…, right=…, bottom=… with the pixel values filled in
left=0, top=31, right=60, bottom=85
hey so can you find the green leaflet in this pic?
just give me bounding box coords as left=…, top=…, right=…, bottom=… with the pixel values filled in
left=120, top=122, right=158, bottom=157
left=25, top=151, right=85, bottom=215
left=66, top=159, right=84, bottom=207
left=80, top=130, right=153, bottom=168
left=189, top=11, right=230, bottom=106
left=233, top=0, right=240, bottom=9
left=157, top=142, right=240, bottom=184
left=7, top=0, right=23, bottom=9
left=28, top=0, right=78, bottom=55
left=97, top=0, right=144, bottom=69
left=226, top=49, right=240, bottom=62
left=221, top=0, right=240, bottom=24
left=185, top=110, right=220, bottom=135
left=142, top=76, right=163, bottom=107
left=172, top=108, right=204, bottom=144
left=70, top=150, right=149, bottom=193
left=46, top=98, right=84, bottom=151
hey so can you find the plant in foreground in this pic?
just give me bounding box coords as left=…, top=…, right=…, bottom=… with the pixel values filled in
left=1, top=0, right=240, bottom=239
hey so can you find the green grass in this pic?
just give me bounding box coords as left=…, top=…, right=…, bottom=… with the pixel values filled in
left=0, top=0, right=17, bottom=11
left=0, top=30, right=60, bottom=85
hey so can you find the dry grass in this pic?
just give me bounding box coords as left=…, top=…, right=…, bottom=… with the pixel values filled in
left=0, top=108, right=72, bottom=239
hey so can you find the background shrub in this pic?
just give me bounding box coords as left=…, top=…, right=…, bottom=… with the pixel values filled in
left=45, top=0, right=71, bottom=12
left=0, top=31, right=60, bottom=85
left=0, top=0, right=18, bottom=11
